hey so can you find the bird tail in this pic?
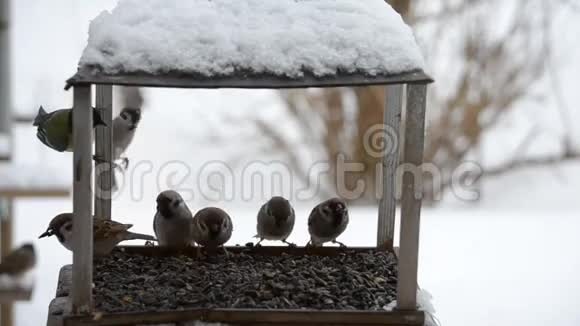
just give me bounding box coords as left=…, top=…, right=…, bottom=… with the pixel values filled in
left=92, top=107, right=108, bottom=127
left=126, top=232, right=156, bottom=242
left=33, top=106, right=48, bottom=126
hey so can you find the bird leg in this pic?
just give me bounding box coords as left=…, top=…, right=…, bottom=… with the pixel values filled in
left=120, top=157, right=130, bottom=170
left=93, top=155, right=125, bottom=170
left=221, top=246, right=230, bottom=257
left=93, top=154, right=109, bottom=164
left=282, top=239, right=297, bottom=247
left=305, top=240, right=313, bottom=247
left=255, top=238, right=264, bottom=247
left=332, top=239, right=347, bottom=248
left=196, top=246, right=206, bottom=260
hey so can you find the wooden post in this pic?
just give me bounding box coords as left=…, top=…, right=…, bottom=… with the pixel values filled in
left=377, top=84, right=403, bottom=248
left=0, top=197, right=13, bottom=326
left=72, top=85, right=94, bottom=314
left=397, top=84, right=427, bottom=310
left=0, top=0, right=11, bottom=161
left=94, top=85, right=113, bottom=220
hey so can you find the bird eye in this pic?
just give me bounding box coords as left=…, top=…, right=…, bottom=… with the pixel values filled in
left=65, top=224, right=72, bottom=231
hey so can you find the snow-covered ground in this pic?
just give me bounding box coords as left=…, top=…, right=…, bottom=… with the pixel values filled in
left=6, top=1, right=580, bottom=326
left=12, top=191, right=580, bottom=326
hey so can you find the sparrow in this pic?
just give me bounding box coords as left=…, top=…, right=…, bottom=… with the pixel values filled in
left=0, top=243, right=36, bottom=277
left=255, top=196, right=296, bottom=246
left=33, top=105, right=106, bottom=153
left=191, top=207, right=233, bottom=255
left=39, top=213, right=156, bottom=256
left=153, top=190, right=193, bottom=249
left=307, top=198, right=349, bottom=247
left=111, top=107, right=142, bottom=190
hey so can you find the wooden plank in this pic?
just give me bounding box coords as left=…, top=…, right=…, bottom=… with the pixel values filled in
left=0, top=189, right=69, bottom=198
left=65, top=68, right=433, bottom=90
left=64, top=309, right=424, bottom=326
left=0, top=289, right=32, bottom=303
left=94, top=85, right=113, bottom=220
left=117, top=245, right=391, bottom=257
left=0, top=197, right=13, bottom=326
left=0, top=0, right=11, bottom=163
left=396, top=84, right=427, bottom=310
left=377, top=84, right=403, bottom=249
left=72, top=85, right=94, bottom=314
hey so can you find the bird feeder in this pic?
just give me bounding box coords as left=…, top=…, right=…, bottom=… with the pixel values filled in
left=49, top=1, right=433, bottom=325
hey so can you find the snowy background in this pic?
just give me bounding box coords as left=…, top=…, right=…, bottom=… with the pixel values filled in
left=5, top=1, right=580, bottom=326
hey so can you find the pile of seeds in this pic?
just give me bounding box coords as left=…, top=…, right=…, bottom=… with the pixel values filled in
left=93, top=249, right=398, bottom=313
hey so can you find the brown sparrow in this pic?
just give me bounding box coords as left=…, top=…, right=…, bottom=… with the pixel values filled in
left=255, top=196, right=295, bottom=246
left=191, top=207, right=233, bottom=255
left=0, top=243, right=36, bottom=276
left=39, top=213, right=156, bottom=256
left=153, top=190, right=193, bottom=249
left=307, top=198, right=349, bottom=247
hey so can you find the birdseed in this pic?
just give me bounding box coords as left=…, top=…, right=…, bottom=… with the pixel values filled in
left=93, top=248, right=398, bottom=313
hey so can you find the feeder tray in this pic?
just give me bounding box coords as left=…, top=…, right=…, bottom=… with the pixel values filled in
left=48, top=246, right=424, bottom=326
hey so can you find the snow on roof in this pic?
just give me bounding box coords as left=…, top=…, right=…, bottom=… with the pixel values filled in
left=79, top=0, right=425, bottom=78
left=0, top=163, right=69, bottom=194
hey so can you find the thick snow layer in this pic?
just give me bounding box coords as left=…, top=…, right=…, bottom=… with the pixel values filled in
left=79, top=0, right=425, bottom=77
left=0, top=163, right=69, bottom=191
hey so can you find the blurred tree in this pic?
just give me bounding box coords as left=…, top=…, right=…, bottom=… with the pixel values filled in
left=225, top=0, right=577, bottom=204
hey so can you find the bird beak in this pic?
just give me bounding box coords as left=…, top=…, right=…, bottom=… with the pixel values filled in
left=38, top=230, right=52, bottom=239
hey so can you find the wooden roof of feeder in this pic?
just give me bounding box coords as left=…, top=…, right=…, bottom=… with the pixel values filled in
left=66, top=68, right=432, bottom=90
left=65, top=0, right=431, bottom=90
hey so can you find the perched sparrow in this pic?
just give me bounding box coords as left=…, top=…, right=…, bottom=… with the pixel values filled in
left=191, top=207, right=233, bottom=255
left=255, top=196, right=296, bottom=246
left=153, top=190, right=193, bottom=249
left=39, top=213, right=156, bottom=256
left=33, top=106, right=106, bottom=152
left=307, top=198, right=349, bottom=247
left=0, top=243, right=36, bottom=277
left=111, top=107, right=142, bottom=190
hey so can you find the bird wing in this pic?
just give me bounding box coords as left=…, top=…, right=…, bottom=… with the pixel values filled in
left=94, top=219, right=132, bottom=241
left=41, top=110, right=72, bottom=152
left=307, top=207, right=317, bottom=227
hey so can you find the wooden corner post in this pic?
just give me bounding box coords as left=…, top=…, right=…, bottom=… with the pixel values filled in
left=95, top=85, right=113, bottom=220
left=72, top=85, right=94, bottom=314
left=397, top=83, right=427, bottom=310
left=377, top=84, right=403, bottom=249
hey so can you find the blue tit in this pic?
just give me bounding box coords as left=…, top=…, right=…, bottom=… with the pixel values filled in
left=33, top=105, right=107, bottom=152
